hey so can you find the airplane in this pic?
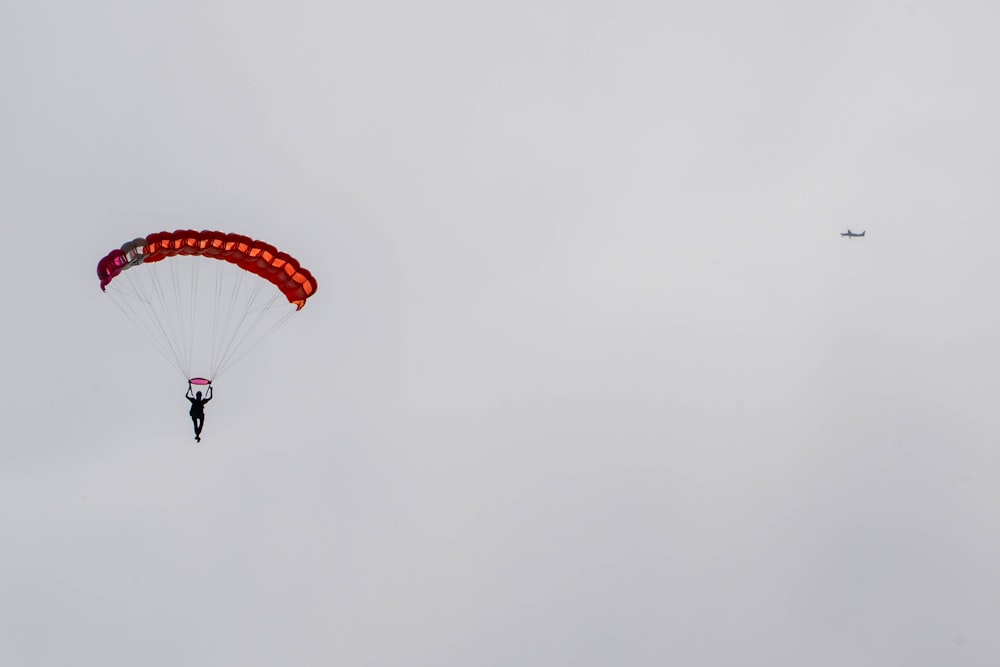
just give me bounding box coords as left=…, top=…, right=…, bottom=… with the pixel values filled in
left=841, top=230, right=866, bottom=238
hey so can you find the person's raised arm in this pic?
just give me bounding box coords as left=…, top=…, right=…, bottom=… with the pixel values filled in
left=186, top=385, right=194, bottom=400
left=204, top=386, right=213, bottom=402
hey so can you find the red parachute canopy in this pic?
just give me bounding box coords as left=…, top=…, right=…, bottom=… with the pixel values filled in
left=97, top=230, right=317, bottom=309
left=96, top=230, right=317, bottom=381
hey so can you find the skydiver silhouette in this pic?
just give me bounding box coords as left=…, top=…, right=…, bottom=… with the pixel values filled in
left=186, top=383, right=213, bottom=442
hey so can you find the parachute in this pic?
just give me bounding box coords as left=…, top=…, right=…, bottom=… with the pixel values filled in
left=96, top=230, right=317, bottom=382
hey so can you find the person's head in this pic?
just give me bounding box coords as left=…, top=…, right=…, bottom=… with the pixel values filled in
left=195, top=391, right=202, bottom=399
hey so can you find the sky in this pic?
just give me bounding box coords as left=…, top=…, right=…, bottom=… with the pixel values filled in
left=2, top=0, right=1000, bottom=664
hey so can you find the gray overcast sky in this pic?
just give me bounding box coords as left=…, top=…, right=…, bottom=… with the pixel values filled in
left=3, top=1, right=1000, bottom=664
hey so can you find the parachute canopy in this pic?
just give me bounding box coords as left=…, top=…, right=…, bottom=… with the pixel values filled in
left=97, top=230, right=317, bottom=382
left=97, top=230, right=316, bottom=308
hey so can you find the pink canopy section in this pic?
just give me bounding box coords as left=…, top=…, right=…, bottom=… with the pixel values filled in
left=189, top=378, right=212, bottom=386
